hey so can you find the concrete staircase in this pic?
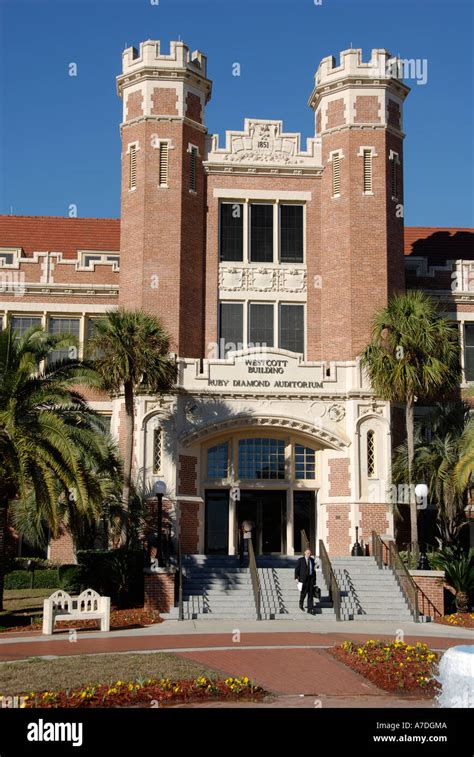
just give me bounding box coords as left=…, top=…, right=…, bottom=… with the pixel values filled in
left=180, top=554, right=416, bottom=623
left=331, top=556, right=415, bottom=622
left=181, top=555, right=259, bottom=620
left=257, top=556, right=337, bottom=621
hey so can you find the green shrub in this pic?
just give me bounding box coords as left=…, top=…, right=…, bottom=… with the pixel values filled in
left=76, top=548, right=144, bottom=607
left=4, top=569, right=59, bottom=590
left=58, top=564, right=83, bottom=593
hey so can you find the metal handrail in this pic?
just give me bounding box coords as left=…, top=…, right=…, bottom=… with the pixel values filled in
left=372, top=531, right=420, bottom=622
left=300, top=529, right=310, bottom=553
left=177, top=538, right=184, bottom=621
left=318, top=539, right=341, bottom=621
left=247, top=537, right=261, bottom=621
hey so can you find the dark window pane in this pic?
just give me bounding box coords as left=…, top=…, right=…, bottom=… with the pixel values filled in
left=465, top=324, right=474, bottom=381
left=238, top=438, right=285, bottom=480
left=250, top=204, right=273, bottom=262
left=249, top=303, right=273, bottom=348
left=10, top=316, right=41, bottom=338
left=207, top=443, right=229, bottom=478
left=219, top=303, right=243, bottom=357
left=280, top=205, right=303, bottom=263
left=220, top=203, right=243, bottom=262
left=294, top=444, right=316, bottom=480
left=279, top=304, right=304, bottom=354
left=48, top=317, right=80, bottom=363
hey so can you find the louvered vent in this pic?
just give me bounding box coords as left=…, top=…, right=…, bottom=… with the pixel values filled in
left=159, top=142, right=168, bottom=186
left=332, top=153, right=341, bottom=196
left=129, top=145, right=137, bottom=190
left=363, top=149, right=372, bottom=193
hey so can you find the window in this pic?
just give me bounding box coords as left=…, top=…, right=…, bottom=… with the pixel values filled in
left=153, top=429, right=162, bottom=474
left=190, top=147, right=198, bottom=191
left=207, top=443, right=229, bottom=478
left=219, top=302, right=243, bottom=357
left=332, top=153, right=341, bottom=196
left=367, top=430, right=376, bottom=478
left=279, top=304, right=304, bottom=354
left=98, top=415, right=112, bottom=435
left=159, top=142, right=168, bottom=186
left=294, top=444, right=316, bottom=480
left=10, top=315, right=41, bottom=338
left=250, top=204, right=273, bottom=262
left=249, top=303, right=274, bottom=348
left=238, top=438, right=285, bottom=480
left=390, top=152, right=399, bottom=199
left=363, top=149, right=373, bottom=194
left=465, top=324, right=474, bottom=381
left=48, top=317, right=80, bottom=363
left=220, top=203, right=244, bottom=262
left=129, top=145, right=137, bottom=190
left=280, top=205, right=303, bottom=263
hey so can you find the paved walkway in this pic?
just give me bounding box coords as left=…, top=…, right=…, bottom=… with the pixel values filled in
left=1, top=620, right=470, bottom=705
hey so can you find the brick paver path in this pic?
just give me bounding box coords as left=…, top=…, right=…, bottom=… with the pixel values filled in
left=178, top=647, right=381, bottom=696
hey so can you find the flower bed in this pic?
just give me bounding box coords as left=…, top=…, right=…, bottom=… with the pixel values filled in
left=330, top=640, right=440, bottom=697
left=7, top=676, right=266, bottom=708
left=0, top=608, right=163, bottom=634
left=435, top=612, right=474, bottom=628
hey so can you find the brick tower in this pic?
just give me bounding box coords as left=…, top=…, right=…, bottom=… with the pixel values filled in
left=309, top=49, right=410, bottom=360
left=116, top=40, right=212, bottom=357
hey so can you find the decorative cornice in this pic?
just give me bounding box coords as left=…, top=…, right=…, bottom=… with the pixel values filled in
left=179, top=413, right=351, bottom=449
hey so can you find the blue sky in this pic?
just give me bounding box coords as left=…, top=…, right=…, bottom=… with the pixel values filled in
left=0, top=0, right=472, bottom=226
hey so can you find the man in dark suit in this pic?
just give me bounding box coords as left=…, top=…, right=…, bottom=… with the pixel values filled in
left=295, top=548, right=316, bottom=613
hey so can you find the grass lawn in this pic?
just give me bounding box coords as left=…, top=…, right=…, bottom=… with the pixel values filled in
left=0, top=653, right=219, bottom=696
left=0, top=588, right=54, bottom=631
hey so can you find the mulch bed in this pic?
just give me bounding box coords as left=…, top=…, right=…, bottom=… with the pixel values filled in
left=8, top=676, right=266, bottom=708
left=0, top=608, right=163, bottom=634
left=329, top=640, right=440, bottom=698
left=435, top=612, right=474, bottom=629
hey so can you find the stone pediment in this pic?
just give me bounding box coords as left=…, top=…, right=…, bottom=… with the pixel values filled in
left=206, top=119, right=321, bottom=170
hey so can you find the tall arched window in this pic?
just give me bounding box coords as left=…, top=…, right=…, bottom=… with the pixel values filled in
left=367, top=430, right=376, bottom=478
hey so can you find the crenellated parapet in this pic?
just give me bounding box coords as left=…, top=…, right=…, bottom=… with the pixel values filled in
left=309, top=48, right=410, bottom=137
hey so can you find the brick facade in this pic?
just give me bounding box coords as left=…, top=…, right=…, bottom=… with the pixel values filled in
left=409, top=570, right=445, bottom=616
left=327, top=505, right=351, bottom=555
left=178, top=501, right=200, bottom=554
left=144, top=569, right=176, bottom=612
left=0, top=41, right=472, bottom=563
left=48, top=527, right=76, bottom=565
left=328, top=458, right=350, bottom=497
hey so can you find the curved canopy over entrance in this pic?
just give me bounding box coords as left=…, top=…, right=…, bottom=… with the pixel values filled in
left=180, top=413, right=350, bottom=451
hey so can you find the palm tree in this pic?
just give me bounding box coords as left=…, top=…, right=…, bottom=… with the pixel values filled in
left=0, top=324, right=118, bottom=610
left=361, top=291, right=461, bottom=556
left=11, top=434, right=124, bottom=553
left=454, top=418, right=474, bottom=494
left=430, top=546, right=474, bottom=612
left=86, top=309, right=177, bottom=537
left=392, top=403, right=472, bottom=547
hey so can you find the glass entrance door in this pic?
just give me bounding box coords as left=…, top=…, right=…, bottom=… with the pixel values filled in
left=205, top=490, right=229, bottom=554
left=293, top=490, right=316, bottom=553
left=238, top=490, right=285, bottom=554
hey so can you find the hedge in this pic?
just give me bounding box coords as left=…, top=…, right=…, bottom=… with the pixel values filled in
left=4, top=569, right=59, bottom=590
left=58, top=564, right=83, bottom=593
left=76, top=548, right=144, bottom=607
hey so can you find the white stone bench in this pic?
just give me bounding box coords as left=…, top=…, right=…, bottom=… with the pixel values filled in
left=42, top=589, right=111, bottom=635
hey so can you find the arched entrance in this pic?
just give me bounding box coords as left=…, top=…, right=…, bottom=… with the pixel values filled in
left=180, top=415, right=350, bottom=556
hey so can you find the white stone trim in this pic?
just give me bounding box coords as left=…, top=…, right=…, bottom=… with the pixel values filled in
left=213, top=188, right=312, bottom=201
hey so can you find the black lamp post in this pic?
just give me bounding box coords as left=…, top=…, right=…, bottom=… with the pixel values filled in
left=415, top=483, right=430, bottom=570
left=152, top=480, right=167, bottom=568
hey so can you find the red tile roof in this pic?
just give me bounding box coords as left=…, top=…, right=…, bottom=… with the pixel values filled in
left=0, top=215, right=120, bottom=259
left=0, top=216, right=471, bottom=263
left=404, top=226, right=474, bottom=263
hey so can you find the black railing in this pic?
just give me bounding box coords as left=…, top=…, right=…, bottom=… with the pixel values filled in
left=372, top=531, right=420, bottom=622
left=247, top=537, right=261, bottom=621
left=319, top=539, right=341, bottom=621
left=177, top=538, right=184, bottom=621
